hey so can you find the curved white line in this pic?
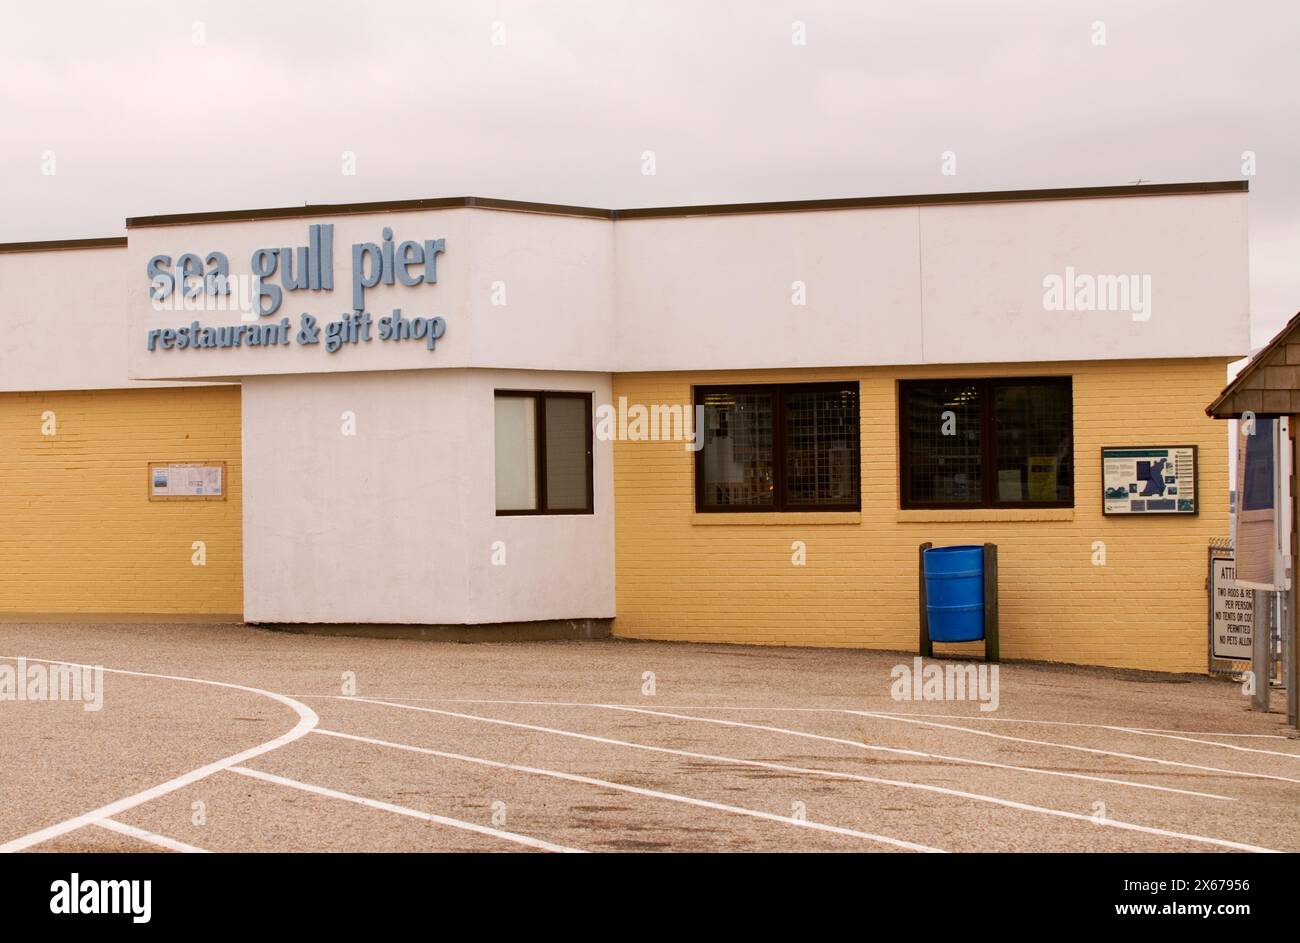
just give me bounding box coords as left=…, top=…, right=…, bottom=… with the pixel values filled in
left=0, top=655, right=318, bottom=854
left=337, top=696, right=1280, bottom=853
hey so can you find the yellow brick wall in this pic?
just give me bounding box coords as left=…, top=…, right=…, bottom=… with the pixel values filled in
left=613, top=358, right=1232, bottom=673
left=0, top=386, right=243, bottom=615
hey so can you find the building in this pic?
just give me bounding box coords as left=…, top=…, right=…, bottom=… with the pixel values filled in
left=0, top=181, right=1250, bottom=672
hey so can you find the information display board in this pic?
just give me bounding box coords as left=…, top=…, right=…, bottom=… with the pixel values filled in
left=1101, top=446, right=1198, bottom=515
left=148, top=461, right=226, bottom=501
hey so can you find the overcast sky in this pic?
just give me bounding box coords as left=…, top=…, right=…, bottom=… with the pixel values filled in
left=3, top=0, right=1297, bottom=345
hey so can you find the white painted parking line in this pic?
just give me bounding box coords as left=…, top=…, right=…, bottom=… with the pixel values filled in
left=95, top=818, right=209, bottom=853
left=334, top=696, right=1281, bottom=853
left=847, top=711, right=1300, bottom=785
left=291, top=694, right=1297, bottom=744
left=1106, top=726, right=1300, bottom=760
left=0, top=655, right=317, bottom=854
left=225, top=765, right=583, bottom=853
left=598, top=704, right=1235, bottom=801
left=302, top=693, right=1256, bottom=800
left=860, top=710, right=1297, bottom=742
left=313, top=727, right=943, bottom=852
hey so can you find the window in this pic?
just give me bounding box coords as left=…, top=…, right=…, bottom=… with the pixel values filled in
left=695, top=383, right=860, bottom=512
left=495, top=391, right=593, bottom=515
left=899, top=377, right=1073, bottom=508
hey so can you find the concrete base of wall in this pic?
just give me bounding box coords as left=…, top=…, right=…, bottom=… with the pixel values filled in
left=253, top=618, right=613, bottom=643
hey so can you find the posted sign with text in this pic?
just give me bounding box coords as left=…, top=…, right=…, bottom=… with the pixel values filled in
left=1210, top=550, right=1254, bottom=661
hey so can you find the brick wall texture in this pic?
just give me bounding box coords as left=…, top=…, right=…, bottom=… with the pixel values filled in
left=0, top=386, right=243, bottom=615
left=612, top=358, right=1232, bottom=673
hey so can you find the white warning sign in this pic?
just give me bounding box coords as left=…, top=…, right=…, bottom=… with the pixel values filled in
left=1210, top=552, right=1254, bottom=661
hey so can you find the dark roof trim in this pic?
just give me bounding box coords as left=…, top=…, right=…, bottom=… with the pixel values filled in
left=0, top=236, right=127, bottom=254
left=614, top=181, right=1246, bottom=220
left=127, top=196, right=611, bottom=228
left=125, top=180, right=1248, bottom=229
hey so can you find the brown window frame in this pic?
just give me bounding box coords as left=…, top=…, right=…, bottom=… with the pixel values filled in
left=693, top=382, right=861, bottom=514
left=494, top=390, right=595, bottom=516
left=897, top=376, right=1074, bottom=510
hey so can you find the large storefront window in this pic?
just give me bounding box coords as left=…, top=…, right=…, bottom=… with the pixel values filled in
left=695, top=383, right=860, bottom=512
left=899, top=377, right=1073, bottom=508
left=495, top=391, right=593, bottom=515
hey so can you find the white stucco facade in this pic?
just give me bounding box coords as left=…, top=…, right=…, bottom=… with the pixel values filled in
left=241, top=368, right=614, bottom=625
left=123, top=207, right=617, bottom=381
left=0, top=245, right=201, bottom=392
left=120, top=187, right=1249, bottom=384
left=613, top=191, right=1249, bottom=370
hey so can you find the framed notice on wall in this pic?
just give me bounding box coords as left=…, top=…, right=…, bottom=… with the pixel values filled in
left=1101, top=446, right=1198, bottom=515
left=148, top=461, right=226, bottom=501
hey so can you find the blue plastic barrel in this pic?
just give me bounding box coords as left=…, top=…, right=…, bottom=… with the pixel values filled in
left=923, top=545, right=985, bottom=642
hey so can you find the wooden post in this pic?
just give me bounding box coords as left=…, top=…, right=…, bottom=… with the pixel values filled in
left=919, top=542, right=933, bottom=658
left=983, top=543, right=1000, bottom=663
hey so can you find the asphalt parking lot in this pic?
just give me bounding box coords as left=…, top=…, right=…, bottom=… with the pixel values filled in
left=1, top=621, right=1296, bottom=853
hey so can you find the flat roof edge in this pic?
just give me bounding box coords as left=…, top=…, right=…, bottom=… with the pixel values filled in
left=615, top=180, right=1248, bottom=220
left=0, top=236, right=127, bottom=254
left=126, top=197, right=614, bottom=229
left=123, top=180, right=1248, bottom=229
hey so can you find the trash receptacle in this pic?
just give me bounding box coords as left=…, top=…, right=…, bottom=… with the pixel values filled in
left=922, top=545, right=985, bottom=642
